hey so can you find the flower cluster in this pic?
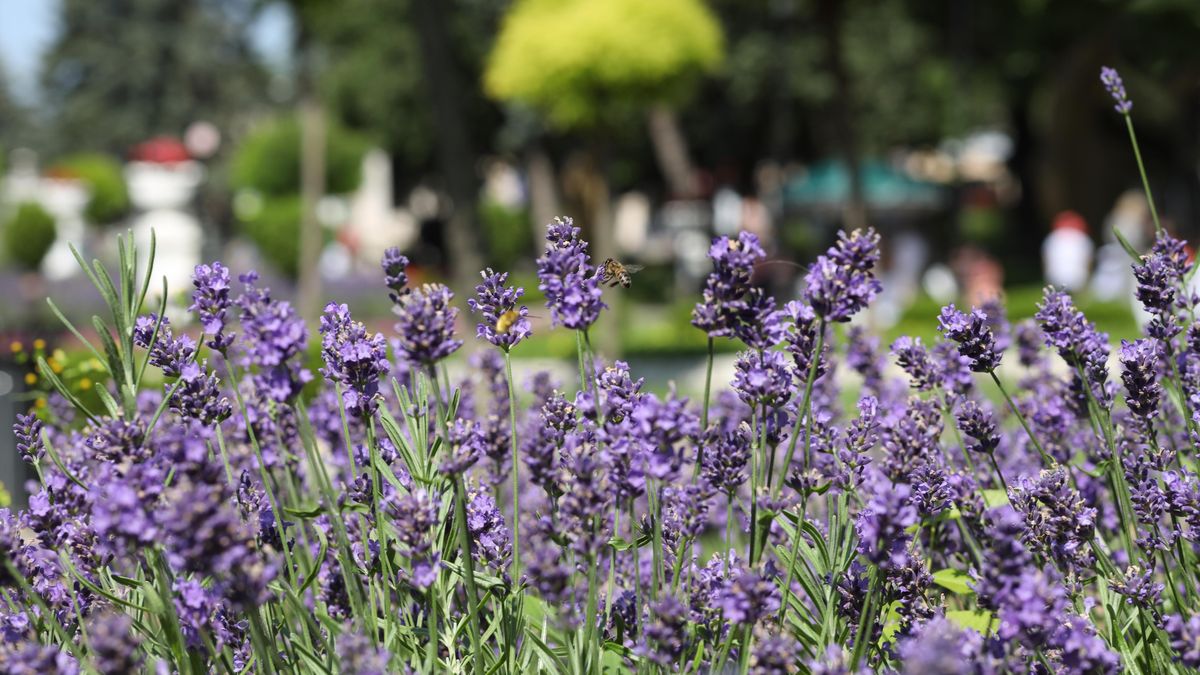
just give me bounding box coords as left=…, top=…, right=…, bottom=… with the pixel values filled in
left=536, top=217, right=605, bottom=330
left=468, top=268, right=531, bottom=350
left=803, top=228, right=882, bottom=322
left=937, top=304, right=1002, bottom=373
left=5, top=203, right=1200, bottom=674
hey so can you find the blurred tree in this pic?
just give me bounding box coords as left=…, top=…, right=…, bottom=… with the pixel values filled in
left=230, top=113, right=367, bottom=279
left=0, top=66, right=31, bottom=157
left=302, top=0, right=499, bottom=294
left=485, top=0, right=723, bottom=354
left=40, top=0, right=267, bottom=156
left=53, top=154, right=131, bottom=225
left=238, top=195, right=304, bottom=279
left=230, top=115, right=368, bottom=197
left=4, top=203, right=57, bottom=272
left=486, top=0, right=723, bottom=196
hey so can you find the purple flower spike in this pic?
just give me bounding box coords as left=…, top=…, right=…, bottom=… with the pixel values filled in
left=1133, top=231, right=1190, bottom=339
left=855, top=483, right=917, bottom=571
left=12, top=413, right=43, bottom=464
left=466, top=486, right=512, bottom=571
left=955, top=399, right=999, bottom=455
left=86, top=611, right=143, bottom=674
left=392, top=283, right=463, bottom=366
left=337, top=629, right=392, bottom=675
left=440, top=419, right=484, bottom=475
left=692, top=232, right=764, bottom=331
left=1119, top=338, right=1162, bottom=421
left=468, top=268, right=531, bottom=350
left=1100, top=66, right=1133, bottom=114
left=732, top=349, right=793, bottom=408
left=190, top=261, right=234, bottom=352
left=1166, top=613, right=1200, bottom=667
left=536, top=217, right=605, bottom=330
left=803, top=228, right=882, bottom=322
left=937, top=304, right=1002, bottom=373
left=133, top=314, right=197, bottom=378
left=319, top=302, right=390, bottom=417
left=381, top=246, right=410, bottom=303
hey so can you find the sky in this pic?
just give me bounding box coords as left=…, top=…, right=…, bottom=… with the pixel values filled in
left=0, top=0, right=293, bottom=103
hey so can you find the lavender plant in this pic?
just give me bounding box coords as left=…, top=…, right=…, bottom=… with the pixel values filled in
left=3, top=68, right=1200, bottom=675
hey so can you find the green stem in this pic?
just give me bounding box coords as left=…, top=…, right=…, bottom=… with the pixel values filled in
left=1123, top=114, right=1162, bottom=233
left=989, top=371, right=1051, bottom=464
left=453, top=475, right=486, bottom=674
left=987, top=453, right=1009, bottom=495
left=940, top=391, right=975, bottom=474
left=503, top=349, right=522, bottom=582
left=695, top=337, right=715, bottom=482
left=849, top=567, right=881, bottom=671
left=650, top=483, right=665, bottom=599
left=774, top=322, right=826, bottom=497
left=777, top=499, right=808, bottom=624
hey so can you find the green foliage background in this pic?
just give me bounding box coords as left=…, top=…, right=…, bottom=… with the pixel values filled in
left=4, top=202, right=57, bottom=271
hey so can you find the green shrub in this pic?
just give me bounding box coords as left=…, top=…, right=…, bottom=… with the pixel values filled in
left=239, top=195, right=303, bottom=279
left=480, top=200, right=533, bottom=271
left=55, top=154, right=129, bottom=224
left=231, top=115, right=370, bottom=197
left=4, top=202, right=57, bottom=271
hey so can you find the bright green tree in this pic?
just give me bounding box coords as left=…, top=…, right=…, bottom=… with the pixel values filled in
left=485, top=0, right=724, bottom=129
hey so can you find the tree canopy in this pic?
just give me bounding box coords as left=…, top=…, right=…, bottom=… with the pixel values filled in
left=40, top=0, right=267, bottom=156
left=484, top=0, right=725, bottom=129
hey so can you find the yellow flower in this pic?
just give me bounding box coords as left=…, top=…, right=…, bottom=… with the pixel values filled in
left=32, top=338, right=45, bottom=350
left=23, top=373, right=36, bottom=386
left=79, top=378, right=92, bottom=391
left=9, top=341, right=21, bottom=353
left=35, top=398, right=46, bottom=409
left=50, top=360, right=64, bottom=374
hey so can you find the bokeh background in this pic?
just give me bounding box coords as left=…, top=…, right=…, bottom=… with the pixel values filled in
left=2, top=0, right=1200, bottom=468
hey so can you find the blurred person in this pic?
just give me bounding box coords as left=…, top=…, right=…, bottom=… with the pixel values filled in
left=1042, top=210, right=1093, bottom=291
left=712, top=185, right=742, bottom=236
left=951, top=244, right=1003, bottom=306
left=741, top=195, right=773, bottom=249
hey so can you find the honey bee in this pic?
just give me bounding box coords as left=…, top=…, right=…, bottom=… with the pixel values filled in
left=496, top=309, right=521, bottom=334
left=496, top=309, right=540, bottom=334
left=598, top=258, right=645, bottom=288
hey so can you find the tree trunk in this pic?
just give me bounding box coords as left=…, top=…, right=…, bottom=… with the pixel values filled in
left=526, top=144, right=560, bottom=251
left=297, top=48, right=326, bottom=322
left=819, top=0, right=867, bottom=231
left=646, top=104, right=698, bottom=198
left=411, top=0, right=483, bottom=295
left=561, top=148, right=619, bottom=357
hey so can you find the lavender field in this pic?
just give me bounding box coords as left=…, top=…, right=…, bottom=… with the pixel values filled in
left=4, top=67, right=1200, bottom=674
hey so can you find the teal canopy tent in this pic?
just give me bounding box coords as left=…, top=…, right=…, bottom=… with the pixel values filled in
left=783, top=159, right=946, bottom=213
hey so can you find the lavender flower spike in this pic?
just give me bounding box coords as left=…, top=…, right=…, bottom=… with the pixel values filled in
left=190, top=261, right=233, bottom=352
left=1119, top=338, right=1162, bottom=421
left=1100, top=66, right=1132, bottom=114
left=937, top=304, right=1002, bottom=373
left=392, top=283, right=463, bottom=366
left=536, top=217, right=605, bottom=330
left=803, top=228, right=882, bottom=323
left=319, top=303, right=390, bottom=417
left=468, top=268, right=531, bottom=350
left=381, top=246, right=410, bottom=302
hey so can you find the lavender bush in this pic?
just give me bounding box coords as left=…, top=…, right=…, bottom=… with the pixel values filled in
left=3, top=67, right=1200, bottom=674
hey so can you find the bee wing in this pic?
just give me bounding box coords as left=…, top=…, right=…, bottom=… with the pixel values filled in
left=623, top=264, right=645, bottom=274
